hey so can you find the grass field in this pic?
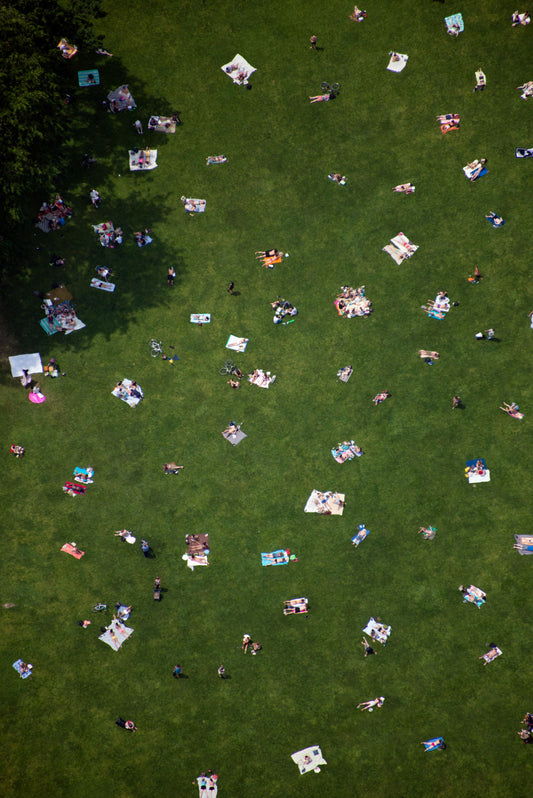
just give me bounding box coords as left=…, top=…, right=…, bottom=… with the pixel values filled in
left=1, top=1, right=533, bottom=796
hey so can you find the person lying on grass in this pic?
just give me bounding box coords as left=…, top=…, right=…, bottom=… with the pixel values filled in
left=357, top=696, right=384, bottom=711
left=163, top=463, right=184, bottom=473
left=418, top=350, right=439, bottom=359
left=418, top=526, right=437, bottom=539
left=372, top=390, right=391, bottom=405
left=392, top=183, right=415, bottom=194
left=436, top=114, right=459, bottom=123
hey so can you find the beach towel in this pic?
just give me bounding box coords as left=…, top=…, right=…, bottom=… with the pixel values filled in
left=129, top=149, right=158, bottom=171
left=98, top=619, right=133, bottom=651
left=382, top=244, right=406, bottom=264
left=422, top=737, right=445, bottom=752
left=222, top=428, right=247, bottom=446
left=516, top=147, right=533, bottom=158
left=387, top=53, right=408, bottom=72
left=78, top=70, right=100, bottom=86
left=91, top=278, right=115, bottom=292
left=221, top=54, right=256, bottom=85
left=351, top=525, right=370, bottom=547
left=57, top=38, right=78, bottom=59
left=107, top=85, right=136, bottom=110
left=197, top=775, right=218, bottom=797
left=284, top=598, right=308, bottom=615
left=291, top=746, right=327, bottom=774
left=112, top=378, right=143, bottom=407
left=61, top=543, right=85, bottom=559
left=304, top=490, right=345, bottom=515
left=363, top=617, right=391, bottom=644
left=190, top=314, right=211, bottom=325
left=148, top=116, right=176, bottom=133
left=13, top=659, right=32, bottom=679
left=226, top=335, right=248, bottom=352
left=9, top=353, right=43, bottom=378
left=135, top=235, right=152, bottom=247
left=463, top=584, right=486, bottom=607
left=261, top=550, right=290, bottom=566
left=248, top=369, right=276, bottom=388
left=445, top=13, right=464, bottom=34
left=261, top=254, right=282, bottom=268
left=182, top=552, right=209, bottom=571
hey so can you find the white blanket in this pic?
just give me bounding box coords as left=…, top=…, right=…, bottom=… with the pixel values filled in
left=390, top=233, right=418, bottom=255
left=304, top=490, right=345, bottom=515
left=291, top=746, right=327, bottom=775
left=387, top=52, right=408, bottom=72
left=190, top=313, right=211, bottom=324
left=129, top=149, right=158, bottom=171
left=248, top=369, right=275, bottom=388
left=469, top=469, right=490, bottom=484
left=363, top=617, right=391, bottom=645
left=221, top=53, right=256, bottom=85
left=182, top=553, right=209, bottom=571
left=98, top=619, right=133, bottom=651
left=382, top=244, right=407, bottom=265
left=112, top=378, right=143, bottom=407
left=226, top=335, right=248, bottom=352
left=9, top=353, right=43, bottom=378
left=183, top=198, right=206, bottom=213
left=91, top=278, right=115, bottom=292
left=197, top=775, right=218, bottom=796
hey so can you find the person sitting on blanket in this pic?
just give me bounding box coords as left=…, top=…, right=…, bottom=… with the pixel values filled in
left=464, top=460, right=486, bottom=476
left=393, top=183, right=414, bottom=194
left=206, top=155, right=227, bottom=164
left=373, top=390, right=391, bottom=405
left=350, top=6, right=367, bottom=21
left=337, top=365, right=353, bottom=379
left=418, top=526, right=436, bottom=540
left=227, top=378, right=240, bottom=388
left=241, top=633, right=252, bottom=653
left=486, top=211, right=505, bottom=228
left=224, top=421, right=240, bottom=436
left=181, top=197, right=203, bottom=214
left=328, top=173, right=346, bottom=185
left=466, top=158, right=487, bottom=181
left=115, top=529, right=133, bottom=541
left=10, top=444, right=25, bottom=458
left=163, top=462, right=184, bottom=473
left=512, top=10, right=531, bottom=25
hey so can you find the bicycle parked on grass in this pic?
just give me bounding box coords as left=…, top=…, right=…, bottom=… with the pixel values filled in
left=149, top=339, right=165, bottom=358
left=320, top=81, right=340, bottom=98
left=219, top=359, right=244, bottom=377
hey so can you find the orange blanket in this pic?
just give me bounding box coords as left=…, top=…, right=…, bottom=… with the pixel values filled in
left=61, top=543, right=85, bottom=559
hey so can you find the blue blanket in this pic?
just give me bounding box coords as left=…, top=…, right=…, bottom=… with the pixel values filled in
left=261, top=550, right=289, bottom=566
left=13, top=659, right=32, bottom=678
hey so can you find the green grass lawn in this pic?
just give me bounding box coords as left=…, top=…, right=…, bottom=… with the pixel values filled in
left=1, top=1, right=533, bottom=795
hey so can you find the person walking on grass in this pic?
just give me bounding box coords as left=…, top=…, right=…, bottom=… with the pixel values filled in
left=309, top=35, right=318, bottom=49
left=227, top=281, right=234, bottom=295
left=218, top=665, right=226, bottom=678
left=173, top=664, right=182, bottom=679
left=168, top=266, right=175, bottom=288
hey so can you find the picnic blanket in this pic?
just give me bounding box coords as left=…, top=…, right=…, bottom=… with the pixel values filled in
left=291, top=746, right=327, bottom=775
left=387, top=52, right=408, bottom=72
left=190, top=313, right=210, bottom=324
left=422, top=738, right=445, bottom=752
left=284, top=597, right=308, bottom=615
left=61, top=542, right=85, bottom=559
left=463, top=585, right=486, bottom=607
left=9, top=353, right=43, bottom=378
left=112, top=378, right=143, bottom=407
left=226, top=335, right=248, bottom=352
left=331, top=441, right=362, bottom=463
left=337, top=366, right=353, bottom=382
left=363, top=617, right=391, bottom=645
left=445, top=13, right=464, bottom=34
left=465, top=458, right=490, bottom=484
left=261, top=549, right=290, bottom=566
left=514, top=535, right=533, bottom=554
left=383, top=233, right=418, bottom=263
left=78, top=70, right=100, bottom=86
left=335, top=287, right=372, bottom=317
left=12, top=659, right=32, bottom=679
left=248, top=369, right=275, bottom=388
left=99, top=619, right=133, bottom=651
left=222, top=427, right=247, bottom=446
left=516, top=147, right=533, bottom=158
left=197, top=775, right=218, bottom=797
left=91, top=278, right=115, bottom=292
left=351, top=525, right=370, bottom=547
left=304, top=490, right=345, bottom=515
left=221, top=54, right=256, bottom=85
left=107, top=85, right=136, bottom=110
left=129, top=149, right=158, bottom=171
left=182, top=552, right=209, bottom=571
left=148, top=116, right=176, bottom=133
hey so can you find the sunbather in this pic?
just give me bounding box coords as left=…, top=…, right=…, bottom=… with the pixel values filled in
left=436, top=114, right=459, bottom=123
left=96, top=266, right=113, bottom=281
left=349, top=6, right=367, bottom=21
left=474, top=69, right=486, bottom=91
left=223, top=422, right=239, bottom=436
left=227, top=378, right=240, bottom=388
left=512, top=10, right=530, bottom=25
left=361, top=637, right=375, bottom=657
left=10, top=444, right=25, bottom=458
left=115, top=529, right=133, bottom=542
left=357, top=696, right=384, bottom=711
left=486, top=211, right=505, bottom=228
left=418, top=526, right=437, bottom=540
left=392, top=183, right=415, bottom=194
left=465, top=158, right=487, bottom=181
left=163, top=462, right=184, bottom=473
left=328, top=173, right=346, bottom=185
left=309, top=93, right=331, bottom=103
left=206, top=155, right=227, bottom=164
left=500, top=402, right=522, bottom=418
left=372, top=390, right=391, bottom=405
left=19, top=662, right=32, bottom=677
left=479, top=645, right=501, bottom=665
left=517, top=81, right=533, bottom=98
left=255, top=248, right=280, bottom=259
left=418, top=350, right=439, bottom=359
left=242, top=633, right=251, bottom=653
